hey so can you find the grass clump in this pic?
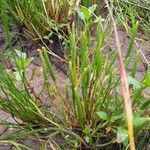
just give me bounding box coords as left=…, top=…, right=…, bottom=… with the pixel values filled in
left=113, top=0, right=150, bottom=36
left=0, top=0, right=79, bottom=40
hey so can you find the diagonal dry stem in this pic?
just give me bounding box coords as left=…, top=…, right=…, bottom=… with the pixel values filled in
left=104, top=0, right=135, bottom=150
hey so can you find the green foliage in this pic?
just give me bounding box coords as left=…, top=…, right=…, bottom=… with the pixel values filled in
left=37, top=14, right=149, bottom=148
left=97, top=111, right=108, bottom=121
left=117, top=127, right=128, bottom=144
left=0, top=0, right=73, bottom=39
left=0, top=64, right=43, bottom=123
left=0, top=2, right=149, bottom=149
left=12, top=49, right=34, bottom=81
left=78, top=5, right=97, bottom=23
left=133, top=117, right=150, bottom=134
left=113, top=0, right=150, bottom=35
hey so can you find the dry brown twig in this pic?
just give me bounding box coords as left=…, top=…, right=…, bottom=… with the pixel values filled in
left=104, top=0, right=135, bottom=150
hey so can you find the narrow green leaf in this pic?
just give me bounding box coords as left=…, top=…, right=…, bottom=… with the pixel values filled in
left=125, top=21, right=138, bottom=59
left=80, top=32, right=88, bottom=72
left=81, top=66, right=90, bottom=100
left=95, top=19, right=104, bottom=78
left=43, top=47, right=56, bottom=82
left=70, top=23, right=77, bottom=75
left=74, top=88, right=85, bottom=127
left=38, top=49, right=47, bottom=81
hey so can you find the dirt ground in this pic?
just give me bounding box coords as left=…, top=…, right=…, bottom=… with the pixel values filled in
left=0, top=24, right=150, bottom=149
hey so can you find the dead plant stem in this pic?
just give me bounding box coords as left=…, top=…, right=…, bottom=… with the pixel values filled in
left=104, top=0, right=135, bottom=150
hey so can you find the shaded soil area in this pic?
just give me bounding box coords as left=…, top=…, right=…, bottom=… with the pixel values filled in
left=0, top=23, right=150, bottom=149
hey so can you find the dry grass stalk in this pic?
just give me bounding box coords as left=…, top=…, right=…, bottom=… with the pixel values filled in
left=104, top=0, right=135, bottom=149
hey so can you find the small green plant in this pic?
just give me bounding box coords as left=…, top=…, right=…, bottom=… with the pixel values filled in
left=78, top=4, right=97, bottom=23
left=11, top=49, right=34, bottom=81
